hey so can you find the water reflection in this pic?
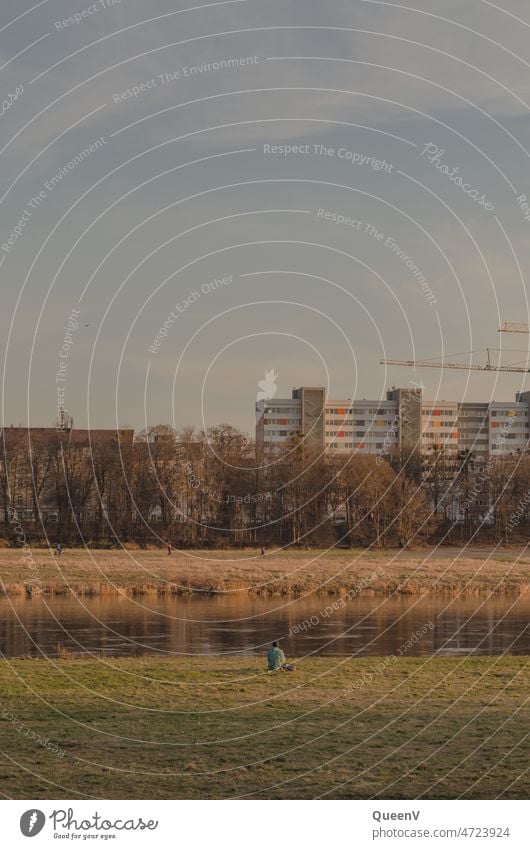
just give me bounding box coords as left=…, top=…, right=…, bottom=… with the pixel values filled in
left=0, top=593, right=528, bottom=658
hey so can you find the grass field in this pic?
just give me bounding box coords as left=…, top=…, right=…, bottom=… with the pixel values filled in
left=0, top=656, right=528, bottom=799
left=1, top=548, right=530, bottom=597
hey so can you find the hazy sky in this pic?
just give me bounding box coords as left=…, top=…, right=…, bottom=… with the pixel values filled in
left=2, top=0, right=530, bottom=435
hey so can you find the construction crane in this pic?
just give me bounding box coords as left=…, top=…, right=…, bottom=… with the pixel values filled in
left=498, top=322, right=530, bottom=334
left=381, top=348, right=530, bottom=374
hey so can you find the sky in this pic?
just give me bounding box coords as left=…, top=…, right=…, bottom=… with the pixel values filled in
left=1, top=0, right=530, bottom=436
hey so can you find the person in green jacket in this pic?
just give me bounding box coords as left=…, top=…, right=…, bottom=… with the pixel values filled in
left=267, top=641, right=295, bottom=671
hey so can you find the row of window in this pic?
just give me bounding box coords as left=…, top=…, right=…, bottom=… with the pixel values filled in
left=326, top=430, right=397, bottom=438
left=423, top=432, right=458, bottom=439
left=326, top=418, right=393, bottom=427
left=457, top=433, right=524, bottom=442
left=264, top=404, right=528, bottom=416
left=266, top=422, right=528, bottom=433
left=264, top=407, right=300, bottom=414
left=327, top=408, right=390, bottom=416
left=266, top=429, right=529, bottom=441
left=423, top=421, right=456, bottom=428
left=264, top=418, right=300, bottom=425
left=329, top=443, right=385, bottom=450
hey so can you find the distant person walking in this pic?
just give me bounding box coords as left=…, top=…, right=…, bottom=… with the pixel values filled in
left=55, top=543, right=62, bottom=557
left=261, top=547, right=265, bottom=556
left=267, top=640, right=295, bottom=672
left=167, top=543, right=172, bottom=556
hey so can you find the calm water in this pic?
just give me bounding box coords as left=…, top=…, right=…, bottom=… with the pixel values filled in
left=0, top=593, right=528, bottom=658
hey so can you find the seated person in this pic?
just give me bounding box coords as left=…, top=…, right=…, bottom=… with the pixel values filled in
left=267, top=640, right=295, bottom=671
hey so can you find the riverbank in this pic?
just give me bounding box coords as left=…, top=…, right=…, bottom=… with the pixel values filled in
left=0, top=548, right=529, bottom=597
left=0, top=656, right=527, bottom=798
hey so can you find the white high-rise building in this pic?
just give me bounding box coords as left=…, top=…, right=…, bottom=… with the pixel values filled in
left=256, top=387, right=530, bottom=458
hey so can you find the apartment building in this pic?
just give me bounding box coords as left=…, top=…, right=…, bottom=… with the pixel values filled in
left=256, top=387, right=530, bottom=458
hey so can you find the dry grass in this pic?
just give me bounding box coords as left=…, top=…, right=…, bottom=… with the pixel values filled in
left=55, top=643, right=79, bottom=660
left=0, top=547, right=529, bottom=597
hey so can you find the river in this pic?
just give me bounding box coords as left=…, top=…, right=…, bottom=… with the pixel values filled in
left=0, top=593, right=528, bottom=658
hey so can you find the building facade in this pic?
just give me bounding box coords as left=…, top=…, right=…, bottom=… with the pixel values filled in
left=256, top=387, right=530, bottom=458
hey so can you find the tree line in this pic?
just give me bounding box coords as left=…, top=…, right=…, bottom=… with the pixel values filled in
left=1, top=424, right=530, bottom=547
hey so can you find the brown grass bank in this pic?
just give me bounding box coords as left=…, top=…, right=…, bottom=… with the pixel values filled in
left=0, top=547, right=529, bottom=597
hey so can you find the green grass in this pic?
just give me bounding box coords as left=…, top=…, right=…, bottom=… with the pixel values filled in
left=0, top=656, right=528, bottom=799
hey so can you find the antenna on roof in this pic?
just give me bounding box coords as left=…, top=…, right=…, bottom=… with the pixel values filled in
left=56, top=408, right=73, bottom=431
